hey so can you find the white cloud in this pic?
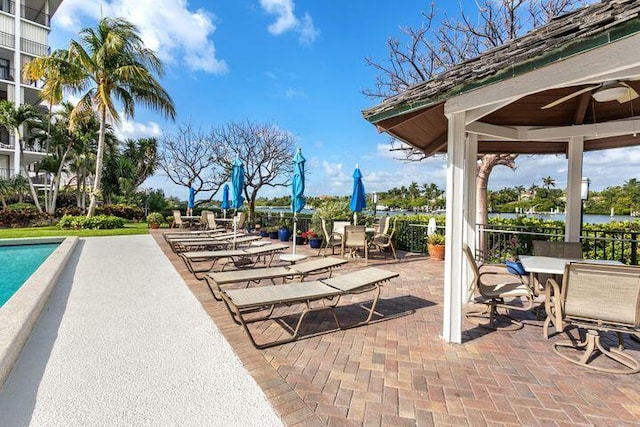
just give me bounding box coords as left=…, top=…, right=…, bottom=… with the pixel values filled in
left=116, top=119, right=163, bottom=140
left=259, top=0, right=319, bottom=45
left=52, top=0, right=228, bottom=74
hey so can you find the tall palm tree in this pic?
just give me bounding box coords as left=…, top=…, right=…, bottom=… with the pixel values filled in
left=0, top=100, right=43, bottom=211
left=542, top=176, right=556, bottom=189
left=26, top=17, right=175, bottom=217
left=0, top=176, right=10, bottom=209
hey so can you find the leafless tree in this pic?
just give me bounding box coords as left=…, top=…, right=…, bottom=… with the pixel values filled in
left=215, top=120, right=296, bottom=225
left=365, top=0, right=589, bottom=238
left=159, top=122, right=227, bottom=207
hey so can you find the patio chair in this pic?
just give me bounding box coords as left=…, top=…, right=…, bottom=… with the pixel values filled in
left=463, top=244, right=534, bottom=330
left=172, top=210, right=184, bottom=229
left=532, top=240, right=583, bottom=295
left=546, top=262, right=640, bottom=374
left=219, top=267, right=399, bottom=348
left=206, top=212, right=226, bottom=232
left=341, top=225, right=368, bottom=262
left=319, top=218, right=342, bottom=256
left=370, top=217, right=397, bottom=260
left=375, top=216, right=390, bottom=234
left=180, top=243, right=288, bottom=278
left=204, top=257, right=348, bottom=300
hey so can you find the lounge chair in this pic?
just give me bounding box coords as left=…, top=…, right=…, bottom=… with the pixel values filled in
left=170, top=235, right=262, bottom=253
left=180, top=243, right=288, bottom=278
left=204, top=257, right=348, bottom=300
left=463, top=244, right=534, bottom=330
left=219, top=267, right=399, bottom=348
left=546, top=262, right=640, bottom=374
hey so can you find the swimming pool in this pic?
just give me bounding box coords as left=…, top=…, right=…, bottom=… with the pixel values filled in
left=0, top=243, right=59, bottom=308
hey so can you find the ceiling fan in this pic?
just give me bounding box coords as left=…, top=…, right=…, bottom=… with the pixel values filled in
left=541, top=81, right=639, bottom=109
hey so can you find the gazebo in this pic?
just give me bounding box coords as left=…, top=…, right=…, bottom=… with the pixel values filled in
left=362, top=0, right=640, bottom=343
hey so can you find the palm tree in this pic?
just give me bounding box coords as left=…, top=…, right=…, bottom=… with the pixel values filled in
left=514, top=185, right=525, bottom=201
left=26, top=17, right=175, bottom=217
left=0, top=176, right=10, bottom=209
left=0, top=100, right=43, bottom=211
left=542, top=176, right=556, bottom=189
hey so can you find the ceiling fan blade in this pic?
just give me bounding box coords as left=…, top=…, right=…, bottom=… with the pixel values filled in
left=541, top=85, right=600, bottom=109
left=616, top=82, right=639, bottom=103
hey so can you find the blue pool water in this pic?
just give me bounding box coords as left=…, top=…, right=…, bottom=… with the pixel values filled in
left=0, top=243, right=59, bottom=308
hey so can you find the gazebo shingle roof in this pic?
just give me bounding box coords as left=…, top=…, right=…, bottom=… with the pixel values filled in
left=363, top=0, right=640, bottom=123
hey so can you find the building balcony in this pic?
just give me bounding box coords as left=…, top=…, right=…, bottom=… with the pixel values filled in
left=0, top=167, right=46, bottom=185
left=0, top=1, right=51, bottom=27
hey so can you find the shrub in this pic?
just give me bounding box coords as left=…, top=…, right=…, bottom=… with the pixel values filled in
left=7, top=202, right=36, bottom=211
left=55, top=206, right=84, bottom=217
left=0, top=207, right=51, bottom=227
left=96, top=204, right=144, bottom=221
left=146, top=212, right=164, bottom=225
left=58, top=214, right=125, bottom=230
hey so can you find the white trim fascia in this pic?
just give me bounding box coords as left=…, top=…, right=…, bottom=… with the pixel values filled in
left=444, top=33, right=640, bottom=115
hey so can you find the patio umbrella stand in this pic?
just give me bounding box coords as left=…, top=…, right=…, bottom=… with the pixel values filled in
left=350, top=164, right=366, bottom=225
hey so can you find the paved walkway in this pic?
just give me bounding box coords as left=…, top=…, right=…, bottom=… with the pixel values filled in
left=0, top=235, right=281, bottom=427
left=154, top=232, right=640, bottom=426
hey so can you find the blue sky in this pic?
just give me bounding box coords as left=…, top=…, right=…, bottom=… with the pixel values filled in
left=48, top=0, right=640, bottom=201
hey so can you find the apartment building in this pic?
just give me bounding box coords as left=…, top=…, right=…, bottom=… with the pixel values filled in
left=0, top=0, right=62, bottom=185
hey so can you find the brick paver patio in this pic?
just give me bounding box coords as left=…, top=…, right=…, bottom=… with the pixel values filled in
left=152, top=231, right=640, bottom=426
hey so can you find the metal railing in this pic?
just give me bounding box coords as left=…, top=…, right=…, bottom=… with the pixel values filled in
left=0, top=30, right=14, bottom=49
left=0, top=167, right=46, bottom=184
left=477, top=224, right=640, bottom=265
left=20, top=37, right=47, bottom=56
left=21, top=4, right=48, bottom=26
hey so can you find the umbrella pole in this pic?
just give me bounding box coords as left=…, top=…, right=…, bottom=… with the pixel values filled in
left=292, top=213, right=297, bottom=255
left=354, top=212, right=357, bottom=226
left=233, top=209, right=237, bottom=249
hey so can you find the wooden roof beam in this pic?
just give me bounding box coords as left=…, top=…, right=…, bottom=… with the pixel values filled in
left=466, top=121, right=519, bottom=140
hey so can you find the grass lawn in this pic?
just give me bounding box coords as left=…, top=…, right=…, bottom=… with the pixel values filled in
left=0, top=222, right=154, bottom=239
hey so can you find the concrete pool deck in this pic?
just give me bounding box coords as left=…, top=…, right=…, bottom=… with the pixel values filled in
left=0, top=235, right=281, bottom=426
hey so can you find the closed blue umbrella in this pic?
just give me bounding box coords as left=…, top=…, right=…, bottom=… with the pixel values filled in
left=291, top=149, right=306, bottom=255
left=349, top=165, right=366, bottom=225
left=220, top=184, right=230, bottom=218
left=231, top=159, right=245, bottom=209
left=231, top=158, right=245, bottom=248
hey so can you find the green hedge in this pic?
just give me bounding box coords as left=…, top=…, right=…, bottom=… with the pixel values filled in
left=58, top=214, right=125, bottom=230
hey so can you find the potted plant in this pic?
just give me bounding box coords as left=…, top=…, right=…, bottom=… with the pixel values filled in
left=147, top=212, right=164, bottom=229
left=277, top=219, right=291, bottom=242
left=303, top=229, right=323, bottom=248
left=426, top=233, right=446, bottom=260
left=165, top=214, right=174, bottom=228
left=295, top=229, right=305, bottom=245
left=267, top=226, right=279, bottom=239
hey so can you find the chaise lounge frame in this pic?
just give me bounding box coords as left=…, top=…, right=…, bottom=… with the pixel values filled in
left=219, top=267, right=399, bottom=349
left=204, top=257, right=348, bottom=300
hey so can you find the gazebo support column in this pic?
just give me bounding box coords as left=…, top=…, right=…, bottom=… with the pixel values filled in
left=463, top=133, right=478, bottom=303
left=565, top=136, right=584, bottom=242
left=443, top=112, right=467, bottom=343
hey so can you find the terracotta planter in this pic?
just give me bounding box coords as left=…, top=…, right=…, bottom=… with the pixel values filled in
left=149, top=223, right=160, bottom=229
left=427, top=243, right=445, bottom=260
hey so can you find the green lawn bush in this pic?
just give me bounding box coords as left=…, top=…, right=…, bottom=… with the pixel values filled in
left=96, top=204, right=144, bottom=221
left=58, top=214, right=125, bottom=230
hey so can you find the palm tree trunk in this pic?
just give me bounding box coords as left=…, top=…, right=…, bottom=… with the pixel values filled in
left=87, top=111, right=106, bottom=218
left=18, top=141, right=42, bottom=212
